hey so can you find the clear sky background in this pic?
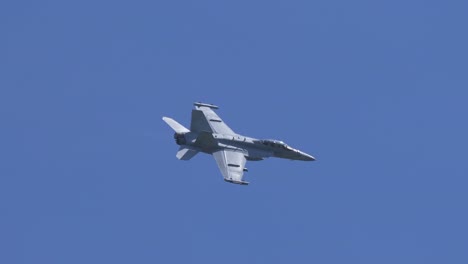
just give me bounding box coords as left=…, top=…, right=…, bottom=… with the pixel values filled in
left=1, top=1, right=467, bottom=263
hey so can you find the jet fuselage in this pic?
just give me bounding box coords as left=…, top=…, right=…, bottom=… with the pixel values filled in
left=174, top=131, right=315, bottom=161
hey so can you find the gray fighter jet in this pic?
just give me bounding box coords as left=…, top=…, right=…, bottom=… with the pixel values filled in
left=163, top=102, right=315, bottom=185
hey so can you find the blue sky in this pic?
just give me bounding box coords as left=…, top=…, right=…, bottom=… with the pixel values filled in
left=1, top=0, right=467, bottom=263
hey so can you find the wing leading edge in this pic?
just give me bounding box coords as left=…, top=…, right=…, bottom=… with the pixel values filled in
left=212, top=150, right=248, bottom=185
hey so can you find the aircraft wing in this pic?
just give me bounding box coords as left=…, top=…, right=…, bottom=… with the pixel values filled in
left=212, top=149, right=248, bottom=185
left=190, top=103, right=235, bottom=134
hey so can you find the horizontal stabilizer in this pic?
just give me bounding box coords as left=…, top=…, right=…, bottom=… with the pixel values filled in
left=176, top=147, right=199, bottom=160
left=162, top=117, right=190, bottom=133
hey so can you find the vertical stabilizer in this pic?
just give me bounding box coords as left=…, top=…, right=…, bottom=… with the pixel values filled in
left=162, top=117, right=190, bottom=133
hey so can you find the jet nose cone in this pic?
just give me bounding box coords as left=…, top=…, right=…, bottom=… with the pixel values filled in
left=305, top=154, right=316, bottom=161
left=297, top=151, right=315, bottom=161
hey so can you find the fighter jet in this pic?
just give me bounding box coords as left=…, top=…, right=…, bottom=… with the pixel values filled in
left=162, top=102, right=315, bottom=185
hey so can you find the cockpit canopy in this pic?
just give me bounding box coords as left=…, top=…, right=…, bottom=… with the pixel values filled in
left=259, top=139, right=293, bottom=150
